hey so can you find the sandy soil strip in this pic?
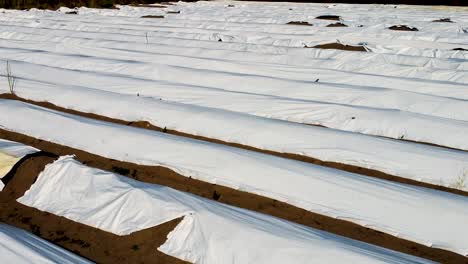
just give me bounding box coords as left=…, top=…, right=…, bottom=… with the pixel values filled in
left=0, top=152, right=187, bottom=263
left=1, top=94, right=465, bottom=196
left=0, top=132, right=465, bottom=263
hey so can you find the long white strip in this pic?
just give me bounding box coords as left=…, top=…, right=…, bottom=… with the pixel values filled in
left=3, top=60, right=468, bottom=150
left=0, top=223, right=92, bottom=264
left=5, top=82, right=468, bottom=186
left=2, top=43, right=467, bottom=122
left=1, top=23, right=467, bottom=86
left=18, top=156, right=433, bottom=264
left=3, top=100, right=468, bottom=256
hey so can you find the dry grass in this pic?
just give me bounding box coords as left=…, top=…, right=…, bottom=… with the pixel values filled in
left=5, top=61, right=17, bottom=95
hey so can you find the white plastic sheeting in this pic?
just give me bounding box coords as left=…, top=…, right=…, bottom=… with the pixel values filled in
left=3, top=84, right=468, bottom=185
left=18, top=156, right=433, bottom=264
left=0, top=223, right=92, bottom=264
left=0, top=139, right=39, bottom=158
left=4, top=100, right=468, bottom=256
left=0, top=1, right=467, bottom=148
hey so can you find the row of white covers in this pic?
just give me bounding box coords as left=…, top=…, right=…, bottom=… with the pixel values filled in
left=2, top=100, right=468, bottom=256
left=18, top=156, right=433, bottom=264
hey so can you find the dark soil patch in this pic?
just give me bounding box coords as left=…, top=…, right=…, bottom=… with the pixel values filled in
left=65, top=11, right=78, bottom=14
left=0, top=153, right=187, bottom=264
left=286, top=21, right=312, bottom=26
left=432, top=18, right=454, bottom=23
left=316, top=15, right=340, bottom=21
left=130, top=3, right=167, bottom=8
left=141, top=15, right=164, bottom=18
left=453, top=48, right=467, bottom=51
left=388, top=25, right=419, bottom=31
left=167, top=10, right=180, bottom=14
left=326, top=22, right=347, bottom=27
left=0, top=130, right=466, bottom=263
left=309, top=42, right=367, bottom=52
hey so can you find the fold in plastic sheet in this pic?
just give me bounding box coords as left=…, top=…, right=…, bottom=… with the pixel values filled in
left=19, top=156, right=433, bottom=264
left=0, top=223, right=92, bottom=264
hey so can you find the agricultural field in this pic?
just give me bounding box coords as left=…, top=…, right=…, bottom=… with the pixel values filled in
left=0, top=1, right=467, bottom=263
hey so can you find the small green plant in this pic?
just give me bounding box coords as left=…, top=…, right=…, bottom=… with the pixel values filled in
left=5, top=60, right=17, bottom=95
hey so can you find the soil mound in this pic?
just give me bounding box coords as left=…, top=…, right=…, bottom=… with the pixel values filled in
left=310, top=42, right=367, bottom=52
left=316, top=15, right=340, bottom=21
left=327, top=22, right=347, bottom=27
left=287, top=21, right=312, bottom=26
left=389, top=25, right=419, bottom=31
left=141, top=15, right=164, bottom=18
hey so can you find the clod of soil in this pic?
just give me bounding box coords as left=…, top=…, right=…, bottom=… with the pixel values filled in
left=309, top=42, right=367, bottom=52
left=432, top=18, right=454, bottom=23
left=65, top=11, right=77, bottom=15
left=388, top=25, right=419, bottom=31
left=227, top=5, right=235, bottom=7
left=141, top=15, right=164, bottom=18
left=167, top=11, right=180, bottom=14
left=316, top=15, right=340, bottom=21
left=327, top=22, right=347, bottom=27
left=286, top=21, right=312, bottom=26
left=453, top=48, right=467, bottom=51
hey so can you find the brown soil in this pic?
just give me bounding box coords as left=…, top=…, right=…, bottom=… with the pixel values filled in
left=309, top=42, right=367, bottom=52
left=141, top=15, right=164, bottom=18
left=0, top=94, right=465, bottom=197
left=286, top=21, right=312, bottom=26
left=130, top=4, right=167, bottom=8
left=0, top=130, right=467, bottom=263
left=326, top=22, right=348, bottom=27
left=316, top=15, right=341, bottom=21
left=389, top=25, right=419, bottom=31
left=0, top=153, right=187, bottom=264
left=433, top=18, right=454, bottom=23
